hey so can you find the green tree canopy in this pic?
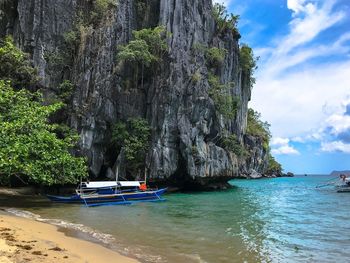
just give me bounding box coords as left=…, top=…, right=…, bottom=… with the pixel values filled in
left=239, top=44, right=258, bottom=88
left=0, top=80, right=87, bottom=185
left=267, top=153, right=282, bottom=175
left=112, top=118, right=151, bottom=172
left=208, top=73, right=238, bottom=119
left=117, top=39, right=157, bottom=66
left=117, top=26, right=168, bottom=66
left=212, top=3, right=240, bottom=37
left=117, top=26, right=168, bottom=89
left=0, top=36, right=38, bottom=89
left=246, top=108, right=271, bottom=151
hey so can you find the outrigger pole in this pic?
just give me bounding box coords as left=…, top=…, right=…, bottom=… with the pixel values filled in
left=115, top=166, right=119, bottom=194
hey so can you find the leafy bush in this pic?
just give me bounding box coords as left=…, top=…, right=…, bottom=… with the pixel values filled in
left=208, top=73, right=239, bottom=119
left=0, top=36, right=38, bottom=89
left=239, top=44, right=258, bottom=88
left=112, top=118, right=151, bottom=172
left=58, top=80, right=74, bottom=101
left=44, top=31, right=79, bottom=72
left=266, top=153, right=282, bottom=175
left=191, top=71, right=201, bottom=83
left=212, top=3, right=240, bottom=37
left=117, top=26, right=167, bottom=65
left=133, top=26, right=168, bottom=58
left=63, top=30, right=79, bottom=52
left=89, top=0, right=117, bottom=26
left=206, top=47, right=227, bottom=67
left=222, top=134, right=247, bottom=157
left=246, top=108, right=271, bottom=151
left=117, top=26, right=168, bottom=89
left=118, top=39, right=157, bottom=66
left=0, top=80, right=87, bottom=185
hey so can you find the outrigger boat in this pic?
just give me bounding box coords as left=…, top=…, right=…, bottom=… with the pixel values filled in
left=336, top=177, right=350, bottom=193
left=316, top=174, right=350, bottom=193
left=47, top=169, right=167, bottom=206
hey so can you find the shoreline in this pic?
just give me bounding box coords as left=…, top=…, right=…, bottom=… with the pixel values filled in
left=0, top=212, right=139, bottom=263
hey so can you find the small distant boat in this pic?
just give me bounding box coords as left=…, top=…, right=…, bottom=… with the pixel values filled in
left=47, top=169, right=167, bottom=206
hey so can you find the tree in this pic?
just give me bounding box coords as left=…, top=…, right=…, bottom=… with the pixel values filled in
left=0, top=36, right=38, bottom=89
left=0, top=81, right=87, bottom=185
left=239, top=44, right=259, bottom=89
left=117, top=26, right=168, bottom=89
left=208, top=73, right=239, bottom=119
left=212, top=3, right=240, bottom=37
left=112, top=118, right=151, bottom=173
left=246, top=108, right=271, bottom=151
left=266, top=153, right=282, bottom=175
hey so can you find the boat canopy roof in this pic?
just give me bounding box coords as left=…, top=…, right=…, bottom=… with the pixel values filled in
left=81, top=181, right=142, bottom=188
left=118, top=181, right=141, bottom=187
left=82, top=181, right=118, bottom=189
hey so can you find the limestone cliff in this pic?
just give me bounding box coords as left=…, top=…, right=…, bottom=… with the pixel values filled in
left=0, top=0, right=270, bottom=189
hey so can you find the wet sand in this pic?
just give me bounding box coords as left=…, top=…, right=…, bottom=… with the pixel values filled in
left=0, top=214, right=139, bottom=263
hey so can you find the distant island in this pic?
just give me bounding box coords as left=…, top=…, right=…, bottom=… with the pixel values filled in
left=330, top=170, right=350, bottom=177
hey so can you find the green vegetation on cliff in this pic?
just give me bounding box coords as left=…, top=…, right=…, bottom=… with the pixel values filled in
left=117, top=26, right=168, bottom=89
left=0, top=36, right=38, bottom=89
left=0, top=37, right=87, bottom=186
left=247, top=108, right=271, bottom=151
left=239, top=44, right=258, bottom=88
left=267, top=154, right=282, bottom=175
left=222, top=134, right=248, bottom=157
left=112, top=118, right=151, bottom=173
left=208, top=73, right=239, bottom=119
left=212, top=3, right=240, bottom=37
left=246, top=108, right=282, bottom=174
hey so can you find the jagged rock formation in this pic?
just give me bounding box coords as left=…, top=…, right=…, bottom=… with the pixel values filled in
left=0, top=0, right=269, bottom=189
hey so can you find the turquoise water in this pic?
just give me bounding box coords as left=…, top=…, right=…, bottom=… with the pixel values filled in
left=3, top=175, right=350, bottom=262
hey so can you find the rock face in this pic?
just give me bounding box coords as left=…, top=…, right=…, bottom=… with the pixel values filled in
left=1, top=0, right=269, bottom=188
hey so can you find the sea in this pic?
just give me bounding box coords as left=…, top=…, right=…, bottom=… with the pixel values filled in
left=2, top=175, right=350, bottom=263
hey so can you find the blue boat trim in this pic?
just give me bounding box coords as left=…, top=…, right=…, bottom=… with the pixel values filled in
left=47, top=188, right=167, bottom=206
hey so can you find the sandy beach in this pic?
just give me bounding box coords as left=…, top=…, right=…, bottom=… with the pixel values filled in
left=0, top=214, right=139, bottom=263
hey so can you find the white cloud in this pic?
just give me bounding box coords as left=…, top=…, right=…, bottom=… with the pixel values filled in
left=271, top=137, right=290, bottom=146
left=287, top=0, right=307, bottom=14
left=251, top=0, right=350, bottom=141
left=272, top=145, right=300, bottom=155
left=270, top=137, right=300, bottom=155
left=326, top=114, right=350, bottom=135
left=321, top=141, right=350, bottom=153
left=252, top=60, right=350, bottom=138
left=260, top=0, right=346, bottom=77
left=291, top=136, right=305, bottom=143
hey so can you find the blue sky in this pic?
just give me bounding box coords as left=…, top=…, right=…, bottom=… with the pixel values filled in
left=215, top=0, right=350, bottom=174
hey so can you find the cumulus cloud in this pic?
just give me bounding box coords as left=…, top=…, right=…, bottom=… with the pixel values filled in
left=271, top=137, right=290, bottom=146
left=297, top=98, right=350, bottom=153
left=272, top=145, right=300, bottom=155
left=287, top=0, right=308, bottom=14
left=251, top=0, right=350, bottom=141
left=321, top=141, right=350, bottom=153
left=270, top=137, right=300, bottom=155
left=316, top=99, right=350, bottom=152
left=259, top=0, right=346, bottom=77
